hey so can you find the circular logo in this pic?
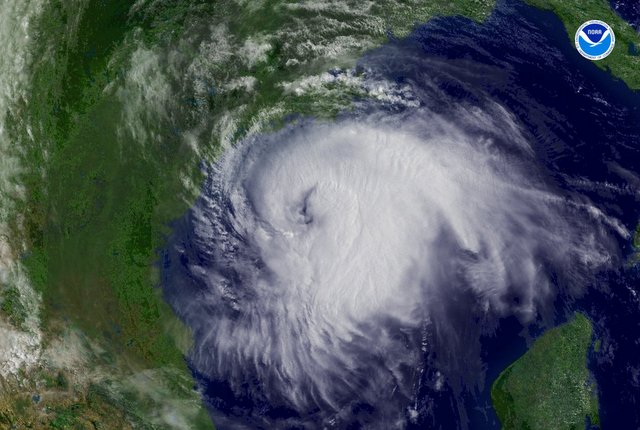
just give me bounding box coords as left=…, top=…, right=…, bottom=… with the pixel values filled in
left=575, top=20, right=615, bottom=60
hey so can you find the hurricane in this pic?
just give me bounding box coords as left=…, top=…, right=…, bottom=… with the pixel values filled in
left=164, top=81, right=623, bottom=427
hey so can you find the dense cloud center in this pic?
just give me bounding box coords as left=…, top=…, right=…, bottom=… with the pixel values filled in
left=185, top=108, right=619, bottom=427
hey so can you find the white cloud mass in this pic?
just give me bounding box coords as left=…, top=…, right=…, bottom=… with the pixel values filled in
left=174, top=104, right=622, bottom=428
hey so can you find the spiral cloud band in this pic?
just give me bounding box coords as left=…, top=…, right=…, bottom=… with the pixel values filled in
left=168, top=105, right=620, bottom=428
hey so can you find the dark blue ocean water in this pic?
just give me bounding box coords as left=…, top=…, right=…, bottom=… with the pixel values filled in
left=611, top=0, right=640, bottom=31
left=162, top=0, right=640, bottom=428
left=381, top=1, right=640, bottom=429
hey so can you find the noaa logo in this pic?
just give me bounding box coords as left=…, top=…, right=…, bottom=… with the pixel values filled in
left=575, top=20, right=615, bottom=60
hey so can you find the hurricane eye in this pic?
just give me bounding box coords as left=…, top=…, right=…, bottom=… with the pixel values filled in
left=294, top=187, right=315, bottom=225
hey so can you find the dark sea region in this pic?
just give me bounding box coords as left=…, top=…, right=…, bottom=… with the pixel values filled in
left=611, top=0, right=640, bottom=31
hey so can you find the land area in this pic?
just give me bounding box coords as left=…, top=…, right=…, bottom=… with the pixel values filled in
left=491, top=313, right=599, bottom=430
left=525, top=0, right=640, bottom=90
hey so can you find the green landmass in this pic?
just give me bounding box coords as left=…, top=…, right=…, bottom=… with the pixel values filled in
left=525, top=0, right=640, bottom=90
left=1, top=285, right=28, bottom=329
left=491, top=313, right=599, bottom=430
left=0, top=367, right=136, bottom=429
